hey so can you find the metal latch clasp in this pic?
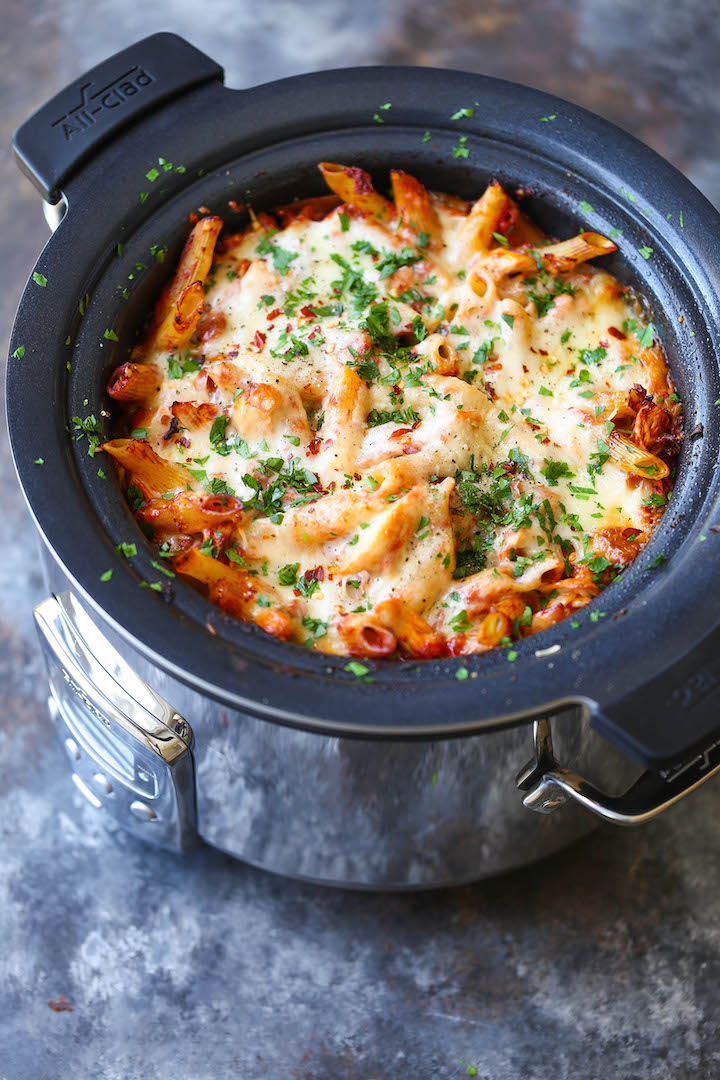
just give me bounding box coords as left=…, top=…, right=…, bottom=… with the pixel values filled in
left=34, top=592, right=197, bottom=851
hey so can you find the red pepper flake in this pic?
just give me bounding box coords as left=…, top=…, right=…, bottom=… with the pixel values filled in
left=308, top=436, right=321, bottom=455
left=305, top=566, right=325, bottom=583
left=402, top=445, right=420, bottom=455
left=188, top=212, right=199, bottom=223
left=253, top=330, right=266, bottom=350
left=48, top=996, right=74, bottom=1013
left=266, top=308, right=282, bottom=321
left=300, top=305, right=316, bottom=319
left=228, top=200, right=244, bottom=212
left=608, top=326, right=626, bottom=340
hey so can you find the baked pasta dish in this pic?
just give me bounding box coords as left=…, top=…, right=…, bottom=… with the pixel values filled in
left=103, top=163, right=681, bottom=659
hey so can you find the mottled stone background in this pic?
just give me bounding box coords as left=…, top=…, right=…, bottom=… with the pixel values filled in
left=2, top=2, right=720, bottom=1078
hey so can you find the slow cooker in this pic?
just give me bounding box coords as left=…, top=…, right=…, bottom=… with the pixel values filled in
left=8, top=33, right=720, bottom=888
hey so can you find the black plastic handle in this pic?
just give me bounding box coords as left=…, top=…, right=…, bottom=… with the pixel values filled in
left=591, top=623, right=720, bottom=769
left=13, top=32, right=223, bottom=204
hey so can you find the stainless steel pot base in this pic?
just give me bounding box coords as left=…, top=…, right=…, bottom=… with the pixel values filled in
left=35, top=592, right=196, bottom=852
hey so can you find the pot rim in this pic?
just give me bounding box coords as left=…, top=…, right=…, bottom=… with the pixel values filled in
left=8, top=60, right=720, bottom=760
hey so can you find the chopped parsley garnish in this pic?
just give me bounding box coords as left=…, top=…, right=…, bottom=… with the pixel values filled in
left=644, top=492, right=666, bottom=507
left=345, top=661, right=370, bottom=677
left=256, top=232, right=298, bottom=276
left=303, top=616, right=328, bottom=642
left=367, top=406, right=420, bottom=427
left=376, top=247, right=423, bottom=281
left=71, top=414, right=103, bottom=457
left=638, top=245, right=653, bottom=260
left=450, top=610, right=472, bottom=632
left=126, top=486, right=145, bottom=512
left=452, top=135, right=469, bottom=159
left=168, top=351, right=202, bottom=379
left=541, top=459, right=575, bottom=485
left=278, top=563, right=300, bottom=586
left=638, top=323, right=656, bottom=348
left=151, top=559, right=175, bottom=578
left=32, top=272, right=47, bottom=287
left=209, top=415, right=230, bottom=446
left=579, top=345, right=607, bottom=366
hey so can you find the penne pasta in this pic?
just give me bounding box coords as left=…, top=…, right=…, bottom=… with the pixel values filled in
left=318, top=162, right=394, bottom=222
left=390, top=170, right=442, bottom=247
left=101, top=439, right=194, bottom=497
left=453, top=182, right=511, bottom=261
left=139, top=216, right=223, bottom=356
left=336, top=613, right=398, bottom=657
left=107, top=363, right=161, bottom=404
left=171, top=401, right=218, bottom=431
left=413, top=333, right=459, bottom=375
left=137, top=491, right=246, bottom=533
left=608, top=431, right=669, bottom=479
left=374, top=598, right=444, bottom=658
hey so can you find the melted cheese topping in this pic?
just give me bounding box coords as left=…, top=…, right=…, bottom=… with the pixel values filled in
left=116, top=185, right=678, bottom=658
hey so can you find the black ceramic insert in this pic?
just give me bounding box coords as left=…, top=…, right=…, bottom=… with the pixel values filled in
left=8, top=34, right=720, bottom=767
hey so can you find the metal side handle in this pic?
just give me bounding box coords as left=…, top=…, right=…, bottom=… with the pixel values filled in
left=517, top=717, right=720, bottom=825
left=34, top=592, right=197, bottom=851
